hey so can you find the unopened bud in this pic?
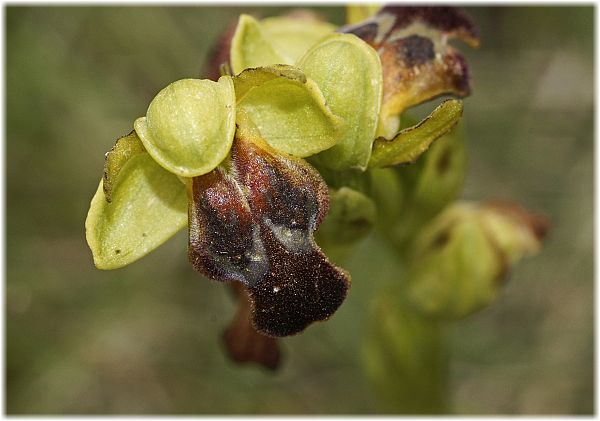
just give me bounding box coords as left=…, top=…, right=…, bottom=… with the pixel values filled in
left=405, top=201, right=548, bottom=319
left=316, top=186, right=377, bottom=254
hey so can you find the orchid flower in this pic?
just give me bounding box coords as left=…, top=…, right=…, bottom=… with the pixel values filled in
left=86, top=6, right=544, bottom=372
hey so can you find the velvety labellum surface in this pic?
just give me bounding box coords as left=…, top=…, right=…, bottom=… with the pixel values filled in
left=189, top=136, right=350, bottom=337
left=223, top=283, right=281, bottom=370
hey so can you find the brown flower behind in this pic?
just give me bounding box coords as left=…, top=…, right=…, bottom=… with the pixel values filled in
left=341, top=6, right=480, bottom=129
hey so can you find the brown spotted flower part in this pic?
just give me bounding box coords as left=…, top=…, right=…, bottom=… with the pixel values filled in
left=223, top=283, right=281, bottom=370
left=340, top=6, right=480, bottom=134
left=188, top=134, right=351, bottom=337
left=482, top=200, right=549, bottom=243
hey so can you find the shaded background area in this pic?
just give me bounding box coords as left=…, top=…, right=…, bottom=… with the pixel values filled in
left=6, top=6, right=593, bottom=414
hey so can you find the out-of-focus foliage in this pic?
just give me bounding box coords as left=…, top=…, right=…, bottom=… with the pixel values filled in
left=6, top=6, right=593, bottom=415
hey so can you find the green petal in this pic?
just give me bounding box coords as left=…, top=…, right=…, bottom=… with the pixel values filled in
left=236, top=71, right=343, bottom=157
left=368, top=99, right=463, bottom=168
left=298, top=33, right=383, bottom=171
left=103, top=130, right=146, bottom=203
left=260, top=15, right=336, bottom=63
left=134, top=76, right=236, bottom=178
left=230, top=14, right=287, bottom=75
left=85, top=154, right=188, bottom=270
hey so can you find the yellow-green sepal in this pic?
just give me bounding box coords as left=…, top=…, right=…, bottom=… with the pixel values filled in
left=298, top=33, right=383, bottom=171
left=134, top=76, right=236, bottom=178
left=236, top=66, right=344, bottom=158
left=85, top=154, right=188, bottom=270
left=230, top=14, right=336, bottom=75
left=103, top=130, right=146, bottom=202
left=260, top=15, right=336, bottom=63
left=368, top=99, right=463, bottom=168
left=230, top=14, right=287, bottom=75
left=345, top=4, right=382, bottom=25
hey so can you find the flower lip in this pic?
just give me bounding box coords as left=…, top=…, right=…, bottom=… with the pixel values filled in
left=188, top=134, right=351, bottom=337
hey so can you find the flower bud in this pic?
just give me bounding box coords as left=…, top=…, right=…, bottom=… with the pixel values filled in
left=315, top=186, right=377, bottom=254
left=404, top=201, right=548, bottom=319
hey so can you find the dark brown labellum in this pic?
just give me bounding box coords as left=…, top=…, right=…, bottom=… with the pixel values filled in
left=189, top=136, right=351, bottom=337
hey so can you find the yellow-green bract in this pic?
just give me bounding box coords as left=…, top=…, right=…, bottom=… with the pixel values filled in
left=86, top=154, right=188, bottom=269
left=298, top=33, right=383, bottom=171
left=134, top=76, right=236, bottom=178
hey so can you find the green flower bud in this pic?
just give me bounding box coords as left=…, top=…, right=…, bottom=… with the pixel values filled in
left=315, top=186, right=377, bottom=254
left=404, top=201, right=548, bottom=319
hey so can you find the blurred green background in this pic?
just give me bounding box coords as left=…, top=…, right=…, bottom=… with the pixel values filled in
left=6, top=5, right=593, bottom=414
